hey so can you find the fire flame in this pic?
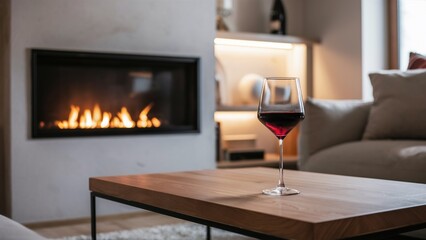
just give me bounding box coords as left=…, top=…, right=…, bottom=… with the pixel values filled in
left=54, top=104, right=161, bottom=129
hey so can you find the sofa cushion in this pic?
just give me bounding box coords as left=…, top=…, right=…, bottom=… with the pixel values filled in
left=0, top=215, right=46, bottom=240
left=298, top=98, right=371, bottom=167
left=300, top=140, right=426, bottom=184
left=363, top=70, right=426, bottom=140
left=408, top=52, right=426, bottom=69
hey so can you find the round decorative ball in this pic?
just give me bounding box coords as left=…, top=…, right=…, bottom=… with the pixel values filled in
left=238, top=73, right=264, bottom=105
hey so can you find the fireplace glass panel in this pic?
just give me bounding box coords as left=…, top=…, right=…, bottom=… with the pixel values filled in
left=31, top=49, right=199, bottom=138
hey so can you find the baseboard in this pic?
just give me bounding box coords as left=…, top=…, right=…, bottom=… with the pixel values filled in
left=25, top=210, right=150, bottom=229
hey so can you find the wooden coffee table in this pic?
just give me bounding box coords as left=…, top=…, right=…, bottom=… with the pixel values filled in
left=89, top=168, right=426, bottom=240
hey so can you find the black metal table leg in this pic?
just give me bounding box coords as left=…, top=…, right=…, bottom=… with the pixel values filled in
left=206, top=225, right=211, bottom=240
left=91, top=192, right=97, bottom=240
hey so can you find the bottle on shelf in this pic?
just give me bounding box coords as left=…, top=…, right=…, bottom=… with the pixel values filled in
left=270, top=0, right=287, bottom=35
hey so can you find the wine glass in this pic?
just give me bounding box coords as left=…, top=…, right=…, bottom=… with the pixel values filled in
left=257, top=77, right=305, bottom=196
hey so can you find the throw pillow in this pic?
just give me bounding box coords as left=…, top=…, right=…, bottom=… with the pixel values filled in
left=299, top=98, right=371, bottom=166
left=407, top=52, right=426, bottom=69
left=363, top=69, right=426, bottom=140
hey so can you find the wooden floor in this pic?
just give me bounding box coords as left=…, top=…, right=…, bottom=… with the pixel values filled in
left=27, top=211, right=426, bottom=239
left=27, top=211, right=185, bottom=239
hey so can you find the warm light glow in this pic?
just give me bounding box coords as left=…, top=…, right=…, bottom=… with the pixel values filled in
left=214, top=111, right=257, bottom=122
left=117, top=107, right=135, bottom=128
left=69, top=105, right=79, bottom=129
left=214, top=38, right=293, bottom=50
left=151, top=117, right=161, bottom=127
left=83, top=109, right=93, bottom=128
left=136, top=103, right=162, bottom=128
left=100, top=112, right=111, bottom=128
left=93, top=104, right=102, bottom=124
left=54, top=103, right=161, bottom=129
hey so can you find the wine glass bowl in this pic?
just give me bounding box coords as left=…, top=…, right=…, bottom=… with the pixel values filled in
left=257, top=77, right=305, bottom=195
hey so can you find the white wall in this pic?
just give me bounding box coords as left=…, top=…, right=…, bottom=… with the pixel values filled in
left=304, top=0, right=363, bottom=99
left=303, top=0, right=389, bottom=100
left=9, top=0, right=215, bottom=223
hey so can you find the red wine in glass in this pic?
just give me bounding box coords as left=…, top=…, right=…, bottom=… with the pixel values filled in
left=257, top=77, right=305, bottom=196
left=258, top=112, right=304, bottom=139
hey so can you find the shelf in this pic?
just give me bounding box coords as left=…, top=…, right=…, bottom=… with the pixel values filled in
left=216, top=105, right=257, bottom=112
left=217, top=154, right=298, bottom=169
left=214, top=31, right=315, bottom=110
left=216, top=31, right=318, bottom=46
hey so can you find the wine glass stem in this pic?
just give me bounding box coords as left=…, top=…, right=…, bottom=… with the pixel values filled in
left=278, top=138, right=285, bottom=188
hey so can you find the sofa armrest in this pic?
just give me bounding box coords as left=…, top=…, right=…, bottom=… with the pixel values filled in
left=298, top=98, right=372, bottom=168
left=0, top=215, right=46, bottom=240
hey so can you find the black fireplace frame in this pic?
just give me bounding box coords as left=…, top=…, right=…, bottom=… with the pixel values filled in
left=31, top=49, right=200, bottom=138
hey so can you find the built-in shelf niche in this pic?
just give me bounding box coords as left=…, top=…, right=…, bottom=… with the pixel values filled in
left=214, top=31, right=316, bottom=160
left=215, top=30, right=315, bottom=111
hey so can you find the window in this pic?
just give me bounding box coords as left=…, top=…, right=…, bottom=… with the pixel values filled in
left=397, top=0, right=426, bottom=69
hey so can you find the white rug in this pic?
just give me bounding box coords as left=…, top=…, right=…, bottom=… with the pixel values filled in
left=54, top=222, right=255, bottom=240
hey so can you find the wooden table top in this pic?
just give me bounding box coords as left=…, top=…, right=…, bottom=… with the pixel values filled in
left=89, top=167, right=426, bottom=239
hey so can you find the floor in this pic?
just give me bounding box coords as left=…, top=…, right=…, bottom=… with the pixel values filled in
left=28, top=211, right=185, bottom=239
left=27, top=211, right=426, bottom=239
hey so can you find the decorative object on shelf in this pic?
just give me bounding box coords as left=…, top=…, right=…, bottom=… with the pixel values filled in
left=215, top=121, right=222, bottom=162
left=216, top=0, right=233, bottom=31
left=215, top=57, right=228, bottom=105
left=216, top=16, right=229, bottom=31
left=270, top=0, right=287, bottom=35
left=226, top=149, right=265, bottom=161
left=237, top=73, right=264, bottom=105
left=221, top=134, right=264, bottom=161
left=222, top=134, right=257, bottom=150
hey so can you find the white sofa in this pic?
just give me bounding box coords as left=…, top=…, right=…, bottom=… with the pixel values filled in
left=298, top=69, right=426, bottom=183
left=298, top=98, right=426, bottom=184
left=298, top=70, right=426, bottom=184
left=0, top=214, right=46, bottom=240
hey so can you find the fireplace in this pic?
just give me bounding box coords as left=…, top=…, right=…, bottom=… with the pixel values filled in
left=31, top=49, right=199, bottom=138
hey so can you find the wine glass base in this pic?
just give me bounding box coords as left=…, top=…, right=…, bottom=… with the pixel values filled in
left=262, top=187, right=300, bottom=196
